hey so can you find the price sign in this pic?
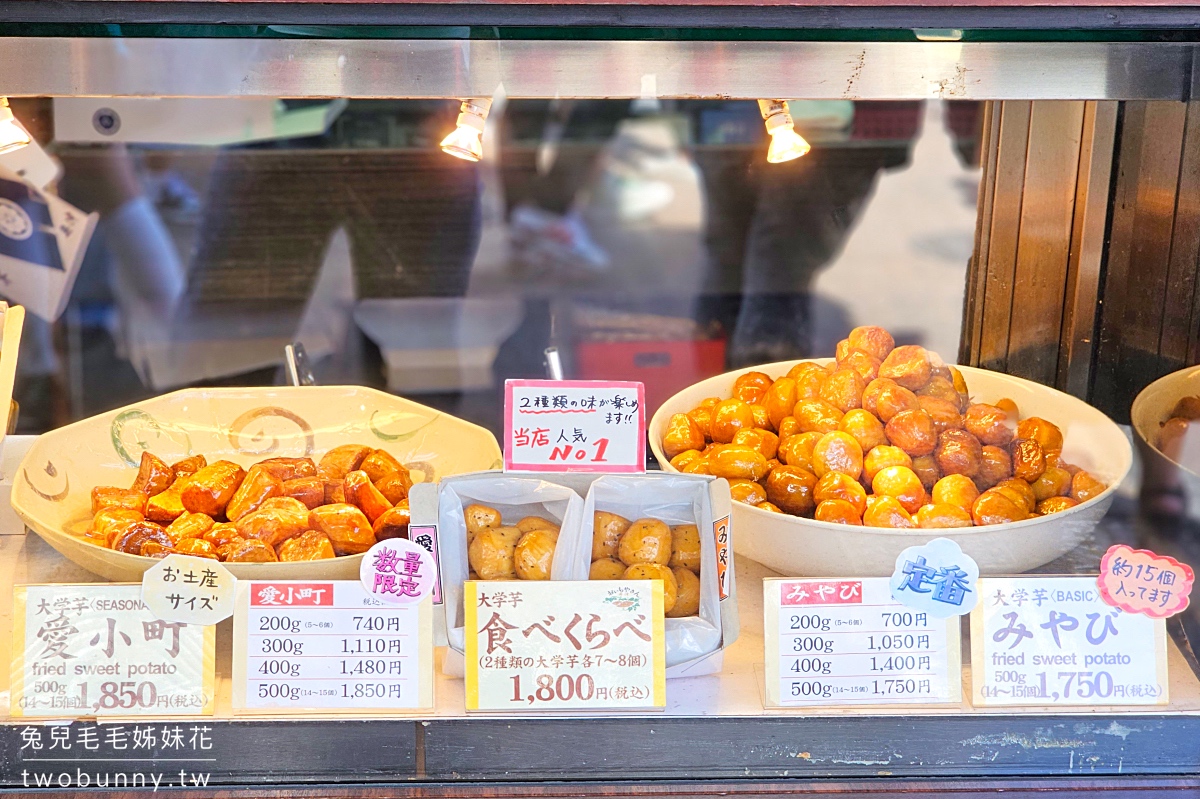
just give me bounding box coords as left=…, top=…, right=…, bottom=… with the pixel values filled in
left=971, top=576, right=1168, bottom=706
left=504, top=379, right=645, bottom=473
left=11, top=584, right=214, bottom=717
left=464, top=580, right=666, bottom=711
left=763, top=578, right=962, bottom=707
left=232, top=580, right=433, bottom=712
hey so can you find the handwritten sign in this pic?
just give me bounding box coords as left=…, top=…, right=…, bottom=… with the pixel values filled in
left=763, top=578, right=961, bottom=706
left=232, top=581, right=433, bottom=712
left=971, top=576, right=1168, bottom=706
left=504, top=379, right=645, bottom=473
left=1098, top=544, right=1195, bottom=618
left=889, top=537, right=979, bottom=618
left=359, top=538, right=437, bottom=606
left=11, top=584, right=214, bottom=717
left=464, top=580, right=665, bottom=711
left=142, top=555, right=236, bottom=626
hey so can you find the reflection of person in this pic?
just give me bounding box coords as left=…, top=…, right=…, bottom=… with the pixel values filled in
left=693, top=101, right=921, bottom=367
left=68, top=102, right=480, bottom=384
left=184, top=101, right=480, bottom=305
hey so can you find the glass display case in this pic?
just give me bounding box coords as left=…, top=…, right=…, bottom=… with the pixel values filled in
left=3, top=10, right=1200, bottom=796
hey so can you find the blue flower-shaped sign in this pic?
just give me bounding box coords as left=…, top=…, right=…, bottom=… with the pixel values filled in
left=889, top=537, right=980, bottom=618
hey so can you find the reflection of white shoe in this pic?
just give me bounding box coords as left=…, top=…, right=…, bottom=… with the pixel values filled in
left=613, top=177, right=675, bottom=221
left=509, top=204, right=609, bottom=276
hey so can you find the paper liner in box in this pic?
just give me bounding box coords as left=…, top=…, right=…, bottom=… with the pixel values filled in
left=428, top=473, right=585, bottom=671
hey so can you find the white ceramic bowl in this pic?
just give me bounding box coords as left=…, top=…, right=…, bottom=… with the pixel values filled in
left=14, top=386, right=503, bottom=582
left=1131, top=365, right=1200, bottom=518
left=649, top=361, right=1131, bottom=577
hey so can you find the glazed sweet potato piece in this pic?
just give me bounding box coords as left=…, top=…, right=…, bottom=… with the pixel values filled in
left=324, top=479, right=347, bottom=505
left=131, top=452, right=175, bottom=497
left=318, top=445, right=372, bottom=481
left=111, top=521, right=172, bottom=555
left=277, top=530, right=336, bottom=562
left=235, top=496, right=311, bottom=549
left=359, top=449, right=406, bottom=483
left=372, top=501, right=411, bottom=541
left=281, top=476, right=325, bottom=509
left=309, top=503, right=376, bottom=555
left=225, top=465, right=283, bottom=522
left=181, top=461, right=246, bottom=517
left=203, top=522, right=242, bottom=549
left=92, top=487, right=146, bottom=516
left=255, top=457, right=318, bottom=483
left=165, top=511, right=216, bottom=544
left=91, top=508, right=144, bottom=540
left=374, top=472, right=412, bottom=505
left=344, top=470, right=393, bottom=524
left=174, top=537, right=219, bottom=559
left=221, top=538, right=278, bottom=563
left=171, top=455, right=207, bottom=479
left=146, top=476, right=189, bottom=523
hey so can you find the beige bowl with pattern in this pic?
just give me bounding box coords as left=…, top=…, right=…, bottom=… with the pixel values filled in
left=650, top=361, right=1130, bottom=577
left=14, top=386, right=502, bottom=581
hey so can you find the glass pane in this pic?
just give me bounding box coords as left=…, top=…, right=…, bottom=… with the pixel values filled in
left=13, top=97, right=980, bottom=439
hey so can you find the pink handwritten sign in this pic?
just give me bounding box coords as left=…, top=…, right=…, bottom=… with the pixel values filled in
left=1098, top=544, right=1195, bottom=619
left=359, top=538, right=437, bottom=606
left=504, top=379, right=645, bottom=473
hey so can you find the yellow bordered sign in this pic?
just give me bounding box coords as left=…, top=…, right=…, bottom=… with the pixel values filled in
left=465, top=579, right=666, bottom=711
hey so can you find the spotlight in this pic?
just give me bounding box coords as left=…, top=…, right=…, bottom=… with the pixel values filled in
left=0, top=98, right=31, bottom=155
left=757, top=99, right=811, bottom=164
left=440, top=99, right=493, bottom=162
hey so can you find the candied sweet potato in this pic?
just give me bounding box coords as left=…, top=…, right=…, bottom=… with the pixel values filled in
left=278, top=530, right=336, bottom=562
left=131, top=452, right=174, bottom=497
left=225, top=464, right=282, bottom=522
left=181, top=461, right=246, bottom=517
left=236, top=496, right=311, bottom=548
left=309, top=503, right=376, bottom=555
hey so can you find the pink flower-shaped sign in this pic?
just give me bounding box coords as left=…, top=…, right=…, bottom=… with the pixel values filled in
left=1098, top=544, right=1195, bottom=619
left=360, top=538, right=437, bottom=606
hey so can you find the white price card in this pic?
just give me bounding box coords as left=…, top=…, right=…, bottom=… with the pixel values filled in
left=971, top=576, right=1169, bottom=706
left=464, top=580, right=666, bottom=711
left=232, top=580, right=433, bottom=712
left=504, top=379, right=645, bottom=473
left=763, top=578, right=962, bottom=707
left=11, top=584, right=215, bottom=717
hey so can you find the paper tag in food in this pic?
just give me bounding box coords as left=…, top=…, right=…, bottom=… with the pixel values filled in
left=763, top=578, right=961, bottom=707
left=971, top=576, right=1168, bottom=706
left=141, top=555, right=236, bottom=626
left=11, top=584, right=215, bottom=717
left=233, top=580, right=433, bottom=711
left=407, top=524, right=443, bottom=605
left=359, top=538, right=437, bottom=606
left=714, top=515, right=731, bottom=601
left=889, top=537, right=980, bottom=618
left=1098, top=544, right=1195, bottom=618
left=464, top=580, right=665, bottom=711
left=503, top=380, right=645, bottom=473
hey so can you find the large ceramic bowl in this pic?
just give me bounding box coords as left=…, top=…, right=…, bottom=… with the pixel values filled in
left=14, top=386, right=503, bottom=581
left=650, top=362, right=1131, bottom=577
left=1131, top=365, right=1200, bottom=519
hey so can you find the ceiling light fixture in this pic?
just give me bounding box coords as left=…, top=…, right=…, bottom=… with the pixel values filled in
left=440, top=99, right=493, bottom=163
left=758, top=99, right=811, bottom=164
left=0, top=98, right=31, bottom=155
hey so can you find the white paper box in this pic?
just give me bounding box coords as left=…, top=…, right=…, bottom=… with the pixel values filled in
left=412, top=470, right=738, bottom=679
